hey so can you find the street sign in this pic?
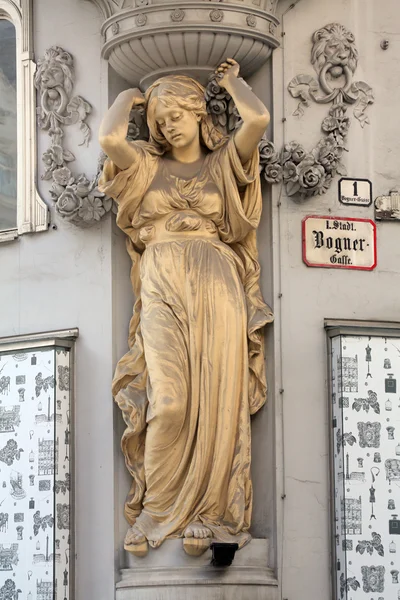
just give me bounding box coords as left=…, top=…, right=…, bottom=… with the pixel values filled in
left=302, top=216, right=377, bottom=270
left=338, top=178, right=372, bottom=207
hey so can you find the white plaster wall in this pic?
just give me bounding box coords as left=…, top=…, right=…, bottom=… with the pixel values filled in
left=0, top=2, right=118, bottom=599
left=272, top=0, right=400, bottom=598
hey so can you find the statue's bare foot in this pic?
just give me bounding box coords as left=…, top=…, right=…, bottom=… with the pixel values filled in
left=124, top=525, right=148, bottom=557
left=183, top=522, right=212, bottom=556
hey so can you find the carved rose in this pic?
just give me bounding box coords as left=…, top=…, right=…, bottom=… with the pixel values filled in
left=297, top=156, right=326, bottom=195
left=208, top=98, right=227, bottom=115
left=56, top=186, right=82, bottom=220
left=283, top=141, right=306, bottom=164
left=337, top=117, right=350, bottom=135
left=322, top=116, right=339, bottom=132
left=75, top=175, right=91, bottom=197
left=53, top=167, right=73, bottom=186
left=78, top=195, right=106, bottom=222
left=263, top=161, right=283, bottom=184
left=258, top=140, right=276, bottom=163
left=283, top=161, right=298, bottom=182
left=205, top=80, right=223, bottom=100
left=127, top=121, right=141, bottom=140
left=316, top=142, right=340, bottom=173
left=42, top=145, right=64, bottom=170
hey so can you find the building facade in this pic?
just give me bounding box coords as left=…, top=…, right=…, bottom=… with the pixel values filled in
left=0, top=0, right=400, bottom=598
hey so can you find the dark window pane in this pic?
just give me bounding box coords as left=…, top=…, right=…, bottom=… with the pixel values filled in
left=0, top=19, right=17, bottom=230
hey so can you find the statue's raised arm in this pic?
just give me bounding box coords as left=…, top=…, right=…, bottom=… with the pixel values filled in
left=216, top=58, right=270, bottom=163
left=99, top=87, right=145, bottom=170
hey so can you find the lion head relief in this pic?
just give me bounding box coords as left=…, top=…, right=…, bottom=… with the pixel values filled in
left=311, top=23, right=358, bottom=79
left=35, top=46, right=74, bottom=99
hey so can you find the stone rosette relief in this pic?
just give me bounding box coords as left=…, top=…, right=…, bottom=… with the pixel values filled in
left=35, top=46, right=115, bottom=225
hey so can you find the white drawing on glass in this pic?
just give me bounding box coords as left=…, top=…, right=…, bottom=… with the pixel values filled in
left=17, top=388, right=25, bottom=402
left=13, top=513, right=23, bottom=523
left=389, top=514, right=400, bottom=535
left=54, top=474, right=70, bottom=495
left=57, top=366, right=70, bottom=391
left=0, top=440, right=23, bottom=465
left=385, top=458, right=400, bottom=483
left=36, top=580, right=54, bottom=600
left=358, top=421, right=381, bottom=448
left=15, top=375, right=25, bottom=386
left=38, top=438, right=59, bottom=475
left=365, top=342, right=372, bottom=378
left=57, top=504, right=69, bottom=530
left=35, top=396, right=61, bottom=425
left=369, top=467, right=380, bottom=520
left=12, top=353, right=27, bottom=362
left=337, top=429, right=357, bottom=455
left=391, top=569, right=400, bottom=584
left=0, top=406, right=21, bottom=433
left=10, top=472, right=26, bottom=500
left=33, top=535, right=60, bottom=565
left=352, top=390, right=379, bottom=414
left=356, top=532, right=384, bottom=556
left=338, top=355, right=359, bottom=392
left=345, top=453, right=365, bottom=482
left=339, top=573, right=360, bottom=599
left=16, top=526, right=23, bottom=540
left=0, top=512, right=8, bottom=532
left=0, top=579, right=22, bottom=599
left=387, top=426, right=395, bottom=440
left=339, top=396, right=349, bottom=408
left=32, top=511, right=54, bottom=536
left=34, top=373, right=55, bottom=397
left=38, top=480, right=51, bottom=492
left=341, top=496, right=362, bottom=535
left=0, top=544, right=19, bottom=571
left=0, top=375, right=10, bottom=395
left=385, top=373, right=397, bottom=393
left=361, top=565, right=385, bottom=592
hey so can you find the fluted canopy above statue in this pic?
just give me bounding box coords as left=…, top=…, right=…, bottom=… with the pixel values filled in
left=88, top=0, right=280, bottom=87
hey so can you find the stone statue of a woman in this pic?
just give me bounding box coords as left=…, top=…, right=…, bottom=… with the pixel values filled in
left=99, top=59, right=273, bottom=557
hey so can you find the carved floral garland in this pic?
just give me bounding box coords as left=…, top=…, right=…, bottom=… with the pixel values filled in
left=35, top=46, right=115, bottom=225
left=37, top=25, right=373, bottom=225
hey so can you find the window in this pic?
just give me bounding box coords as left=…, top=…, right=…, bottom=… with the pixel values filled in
left=0, top=1, right=48, bottom=242
left=0, top=18, right=17, bottom=231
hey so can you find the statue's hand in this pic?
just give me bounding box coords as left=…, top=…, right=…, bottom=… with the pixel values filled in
left=215, top=58, right=240, bottom=90
left=117, top=87, right=145, bottom=108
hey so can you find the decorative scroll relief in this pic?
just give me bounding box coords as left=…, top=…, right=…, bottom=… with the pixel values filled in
left=35, top=46, right=115, bottom=226
left=0, top=340, right=74, bottom=600
left=330, top=334, right=400, bottom=600
left=284, top=23, right=374, bottom=200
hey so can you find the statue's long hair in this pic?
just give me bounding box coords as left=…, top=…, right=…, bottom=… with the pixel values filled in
left=145, top=75, right=227, bottom=152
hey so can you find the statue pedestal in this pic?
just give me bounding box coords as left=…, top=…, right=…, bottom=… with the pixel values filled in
left=116, top=538, right=278, bottom=600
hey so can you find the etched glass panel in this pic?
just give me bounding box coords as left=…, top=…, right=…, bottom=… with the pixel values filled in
left=330, top=333, right=400, bottom=600
left=0, top=344, right=73, bottom=599
left=0, top=18, right=17, bottom=231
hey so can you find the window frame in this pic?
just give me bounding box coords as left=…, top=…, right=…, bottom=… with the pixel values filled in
left=0, top=0, right=48, bottom=243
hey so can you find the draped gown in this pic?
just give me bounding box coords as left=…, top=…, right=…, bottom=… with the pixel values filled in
left=99, top=138, right=273, bottom=548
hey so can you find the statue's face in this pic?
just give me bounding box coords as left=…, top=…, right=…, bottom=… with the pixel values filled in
left=40, top=62, right=65, bottom=89
left=154, top=102, right=200, bottom=149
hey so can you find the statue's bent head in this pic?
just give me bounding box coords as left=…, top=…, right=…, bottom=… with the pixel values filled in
left=145, top=75, right=226, bottom=151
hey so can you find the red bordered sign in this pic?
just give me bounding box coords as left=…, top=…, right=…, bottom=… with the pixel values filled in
left=302, top=216, right=377, bottom=271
